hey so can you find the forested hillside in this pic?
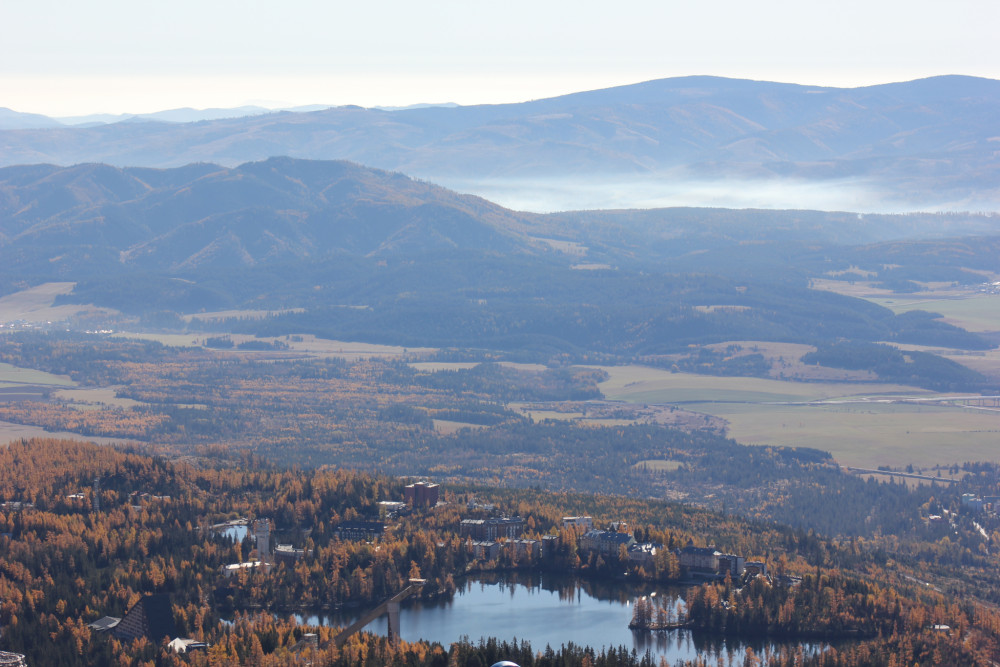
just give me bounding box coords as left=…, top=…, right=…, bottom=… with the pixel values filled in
left=1, top=439, right=999, bottom=665
left=0, top=332, right=982, bottom=537
left=3, top=159, right=997, bottom=371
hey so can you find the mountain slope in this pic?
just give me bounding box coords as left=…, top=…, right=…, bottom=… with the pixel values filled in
left=0, top=157, right=539, bottom=274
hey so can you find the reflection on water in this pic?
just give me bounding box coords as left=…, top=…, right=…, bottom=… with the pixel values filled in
left=221, top=525, right=248, bottom=542
left=288, top=572, right=825, bottom=663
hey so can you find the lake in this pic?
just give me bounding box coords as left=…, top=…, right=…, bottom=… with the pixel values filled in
left=294, top=572, right=825, bottom=663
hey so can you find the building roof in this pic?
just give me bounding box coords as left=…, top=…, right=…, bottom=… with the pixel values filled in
left=0, top=651, right=27, bottom=666
left=113, top=594, right=177, bottom=642
left=224, top=561, right=263, bottom=572
left=582, top=529, right=636, bottom=546
left=88, top=615, right=121, bottom=632
left=168, top=637, right=210, bottom=653
left=336, top=520, right=385, bottom=530
left=680, top=545, right=720, bottom=556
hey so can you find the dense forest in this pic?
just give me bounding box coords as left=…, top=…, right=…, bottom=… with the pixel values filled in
left=3, top=163, right=1000, bottom=665
left=1, top=439, right=999, bottom=665
left=801, top=341, right=990, bottom=391
left=0, top=332, right=966, bottom=540
left=52, top=252, right=991, bottom=358
left=3, top=159, right=996, bottom=364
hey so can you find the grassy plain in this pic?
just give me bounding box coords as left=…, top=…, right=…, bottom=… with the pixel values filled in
left=52, top=387, right=145, bottom=411
left=431, top=419, right=488, bottom=435
left=700, top=401, right=1000, bottom=469
left=872, top=293, right=1000, bottom=333
left=517, top=408, right=636, bottom=427
left=0, top=420, right=129, bottom=447
left=633, top=459, right=683, bottom=472
left=812, top=279, right=1000, bottom=333
left=890, top=343, right=1000, bottom=382
left=0, top=362, right=75, bottom=387
left=699, top=340, right=876, bottom=381
left=596, top=365, right=924, bottom=405
left=181, top=308, right=305, bottom=322
left=114, top=332, right=434, bottom=360
left=595, top=365, right=1000, bottom=468
left=410, top=362, right=479, bottom=372
left=0, top=282, right=118, bottom=323
left=521, top=409, right=585, bottom=422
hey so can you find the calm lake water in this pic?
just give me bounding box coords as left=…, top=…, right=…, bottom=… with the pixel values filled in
left=293, top=572, right=823, bottom=663
left=220, top=524, right=248, bottom=542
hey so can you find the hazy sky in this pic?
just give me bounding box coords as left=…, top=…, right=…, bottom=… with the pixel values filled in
left=3, top=0, right=998, bottom=116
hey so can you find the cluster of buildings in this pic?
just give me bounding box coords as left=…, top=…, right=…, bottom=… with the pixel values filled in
left=462, top=516, right=556, bottom=562
left=81, top=481, right=769, bottom=658
left=89, top=595, right=209, bottom=655
left=219, top=481, right=442, bottom=576
left=960, top=493, right=1000, bottom=515
left=458, top=514, right=761, bottom=581
left=461, top=517, right=526, bottom=541
left=677, top=543, right=766, bottom=578
left=576, top=522, right=762, bottom=580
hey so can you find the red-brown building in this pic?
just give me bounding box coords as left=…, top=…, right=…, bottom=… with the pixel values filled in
left=404, top=482, right=440, bottom=508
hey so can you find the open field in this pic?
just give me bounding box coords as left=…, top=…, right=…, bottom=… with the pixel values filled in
left=432, top=419, right=488, bottom=435
left=0, top=420, right=135, bottom=447
left=532, top=237, right=587, bottom=255
left=891, top=343, right=1000, bottom=383
left=517, top=408, right=639, bottom=428
left=594, top=364, right=1000, bottom=468
left=595, top=365, right=926, bottom=405
left=643, top=340, right=875, bottom=381
left=0, top=282, right=118, bottom=324
left=410, top=362, right=479, bottom=372
left=812, top=279, right=1000, bottom=333
left=0, top=362, right=75, bottom=387
left=52, top=387, right=145, bottom=411
left=181, top=307, right=306, bottom=322
left=694, top=305, right=751, bottom=313
left=851, top=468, right=968, bottom=489
left=691, top=401, right=1000, bottom=469
left=411, top=362, right=548, bottom=373
left=872, top=294, right=1000, bottom=333
left=114, top=332, right=434, bottom=360
left=111, top=332, right=207, bottom=347
left=704, top=340, right=876, bottom=381
left=571, top=263, right=613, bottom=270
left=510, top=399, right=727, bottom=431
left=520, top=409, right=586, bottom=422
left=633, top=459, right=683, bottom=472
left=498, top=362, right=549, bottom=372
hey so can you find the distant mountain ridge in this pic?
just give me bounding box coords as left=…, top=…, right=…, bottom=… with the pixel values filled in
left=2, top=157, right=999, bottom=282
left=2, top=75, right=998, bottom=211
left=0, top=158, right=539, bottom=275
left=2, top=157, right=998, bottom=356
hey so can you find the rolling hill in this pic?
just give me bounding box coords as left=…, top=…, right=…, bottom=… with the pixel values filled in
left=0, top=158, right=540, bottom=275
left=2, top=158, right=997, bottom=359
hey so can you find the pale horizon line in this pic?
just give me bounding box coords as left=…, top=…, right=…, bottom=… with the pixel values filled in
left=3, top=70, right=995, bottom=119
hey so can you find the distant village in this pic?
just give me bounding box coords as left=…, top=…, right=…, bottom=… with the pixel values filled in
left=51, top=481, right=763, bottom=657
